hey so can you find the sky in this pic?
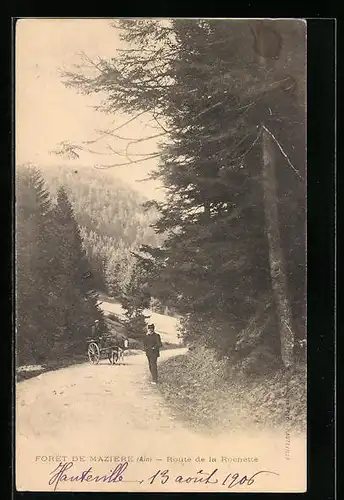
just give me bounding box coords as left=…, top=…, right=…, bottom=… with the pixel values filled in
left=15, top=18, right=165, bottom=201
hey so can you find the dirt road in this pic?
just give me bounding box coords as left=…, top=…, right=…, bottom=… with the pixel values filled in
left=16, top=349, right=306, bottom=492
left=17, top=349, right=187, bottom=452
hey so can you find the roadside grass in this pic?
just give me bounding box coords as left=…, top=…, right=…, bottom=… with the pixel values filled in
left=161, top=342, right=184, bottom=350
left=158, top=346, right=306, bottom=434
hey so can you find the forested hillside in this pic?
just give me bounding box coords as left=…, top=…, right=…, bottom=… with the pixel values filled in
left=41, top=164, right=163, bottom=296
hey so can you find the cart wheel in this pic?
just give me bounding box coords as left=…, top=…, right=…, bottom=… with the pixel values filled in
left=88, top=342, right=100, bottom=364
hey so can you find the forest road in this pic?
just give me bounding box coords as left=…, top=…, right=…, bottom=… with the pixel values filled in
left=16, top=349, right=188, bottom=456
left=16, top=348, right=306, bottom=492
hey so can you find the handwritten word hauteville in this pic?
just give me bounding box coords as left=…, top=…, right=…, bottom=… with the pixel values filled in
left=48, top=461, right=279, bottom=491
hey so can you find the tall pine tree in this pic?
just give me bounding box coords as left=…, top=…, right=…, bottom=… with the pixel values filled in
left=60, top=19, right=306, bottom=370
left=51, top=186, right=103, bottom=353
left=16, top=166, right=60, bottom=363
left=120, top=258, right=151, bottom=339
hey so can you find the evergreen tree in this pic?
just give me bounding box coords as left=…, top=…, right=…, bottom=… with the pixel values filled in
left=120, top=260, right=151, bottom=339
left=51, top=186, right=103, bottom=352
left=60, top=19, right=306, bottom=369
left=16, top=166, right=59, bottom=363
left=105, top=258, right=122, bottom=298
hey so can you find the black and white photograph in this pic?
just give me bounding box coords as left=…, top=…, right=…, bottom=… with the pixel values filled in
left=15, top=18, right=307, bottom=492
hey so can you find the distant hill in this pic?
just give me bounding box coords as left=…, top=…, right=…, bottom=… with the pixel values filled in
left=41, top=164, right=160, bottom=244
left=19, top=163, right=163, bottom=293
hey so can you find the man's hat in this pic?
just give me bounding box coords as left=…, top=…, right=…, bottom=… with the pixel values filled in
left=148, top=323, right=155, bottom=329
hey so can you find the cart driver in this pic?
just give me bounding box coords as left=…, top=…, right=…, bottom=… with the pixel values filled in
left=92, top=320, right=100, bottom=338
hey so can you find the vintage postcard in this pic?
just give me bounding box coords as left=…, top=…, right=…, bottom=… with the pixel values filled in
left=15, top=18, right=307, bottom=493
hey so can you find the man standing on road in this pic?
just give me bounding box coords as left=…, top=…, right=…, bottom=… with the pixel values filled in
left=143, top=324, right=162, bottom=385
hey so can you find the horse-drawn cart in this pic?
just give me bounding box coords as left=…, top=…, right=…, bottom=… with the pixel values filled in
left=87, top=334, right=124, bottom=365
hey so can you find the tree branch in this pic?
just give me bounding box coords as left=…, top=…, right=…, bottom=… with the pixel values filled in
left=94, top=153, right=161, bottom=169
left=262, top=125, right=304, bottom=180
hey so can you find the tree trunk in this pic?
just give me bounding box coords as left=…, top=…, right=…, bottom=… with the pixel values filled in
left=203, top=200, right=211, bottom=220
left=252, top=20, right=295, bottom=368
left=262, top=127, right=294, bottom=368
